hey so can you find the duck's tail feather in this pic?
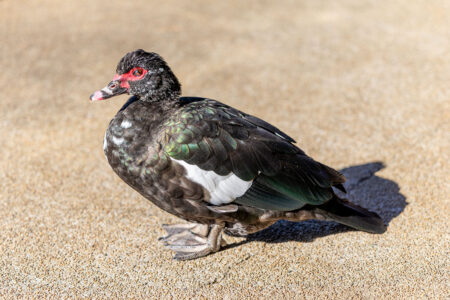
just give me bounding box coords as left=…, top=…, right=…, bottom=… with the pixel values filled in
left=314, top=195, right=387, bottom=234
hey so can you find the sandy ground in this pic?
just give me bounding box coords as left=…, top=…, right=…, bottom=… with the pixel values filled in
left=0, top=0, right=449, bottom=298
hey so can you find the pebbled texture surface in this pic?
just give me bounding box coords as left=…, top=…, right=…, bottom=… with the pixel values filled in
left=0, top=0, right=448, bottom=298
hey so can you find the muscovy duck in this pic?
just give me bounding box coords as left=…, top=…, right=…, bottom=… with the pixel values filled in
left=90, top=49, right=386, bottom=260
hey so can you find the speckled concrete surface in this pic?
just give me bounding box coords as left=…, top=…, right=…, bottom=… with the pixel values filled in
left=0, top=0, right=449, bottom=298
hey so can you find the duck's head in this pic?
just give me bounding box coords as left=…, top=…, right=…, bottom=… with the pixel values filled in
left=90, top=49, right=181, bottom=102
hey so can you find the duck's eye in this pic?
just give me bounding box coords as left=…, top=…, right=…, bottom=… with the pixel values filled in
left=133, top=68, right=144, bottom=77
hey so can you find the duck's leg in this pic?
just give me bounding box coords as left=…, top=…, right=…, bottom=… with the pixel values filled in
left=160, top=223, right=225, bottom=260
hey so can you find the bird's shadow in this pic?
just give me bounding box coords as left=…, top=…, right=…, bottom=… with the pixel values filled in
left=226, top=162, right=407, bottom=247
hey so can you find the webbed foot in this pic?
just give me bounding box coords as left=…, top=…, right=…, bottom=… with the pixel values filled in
left=159, top=223, right=225, bottom=260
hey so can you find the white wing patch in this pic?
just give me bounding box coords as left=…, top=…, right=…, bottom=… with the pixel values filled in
left=173, top=159, right=253, bottom=205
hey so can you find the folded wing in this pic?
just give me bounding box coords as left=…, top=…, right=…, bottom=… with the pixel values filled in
left=162, top=98, right=345, bottom=211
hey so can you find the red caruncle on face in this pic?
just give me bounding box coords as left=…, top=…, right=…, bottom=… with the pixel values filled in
left=113, top=67, right=148, bottom=89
